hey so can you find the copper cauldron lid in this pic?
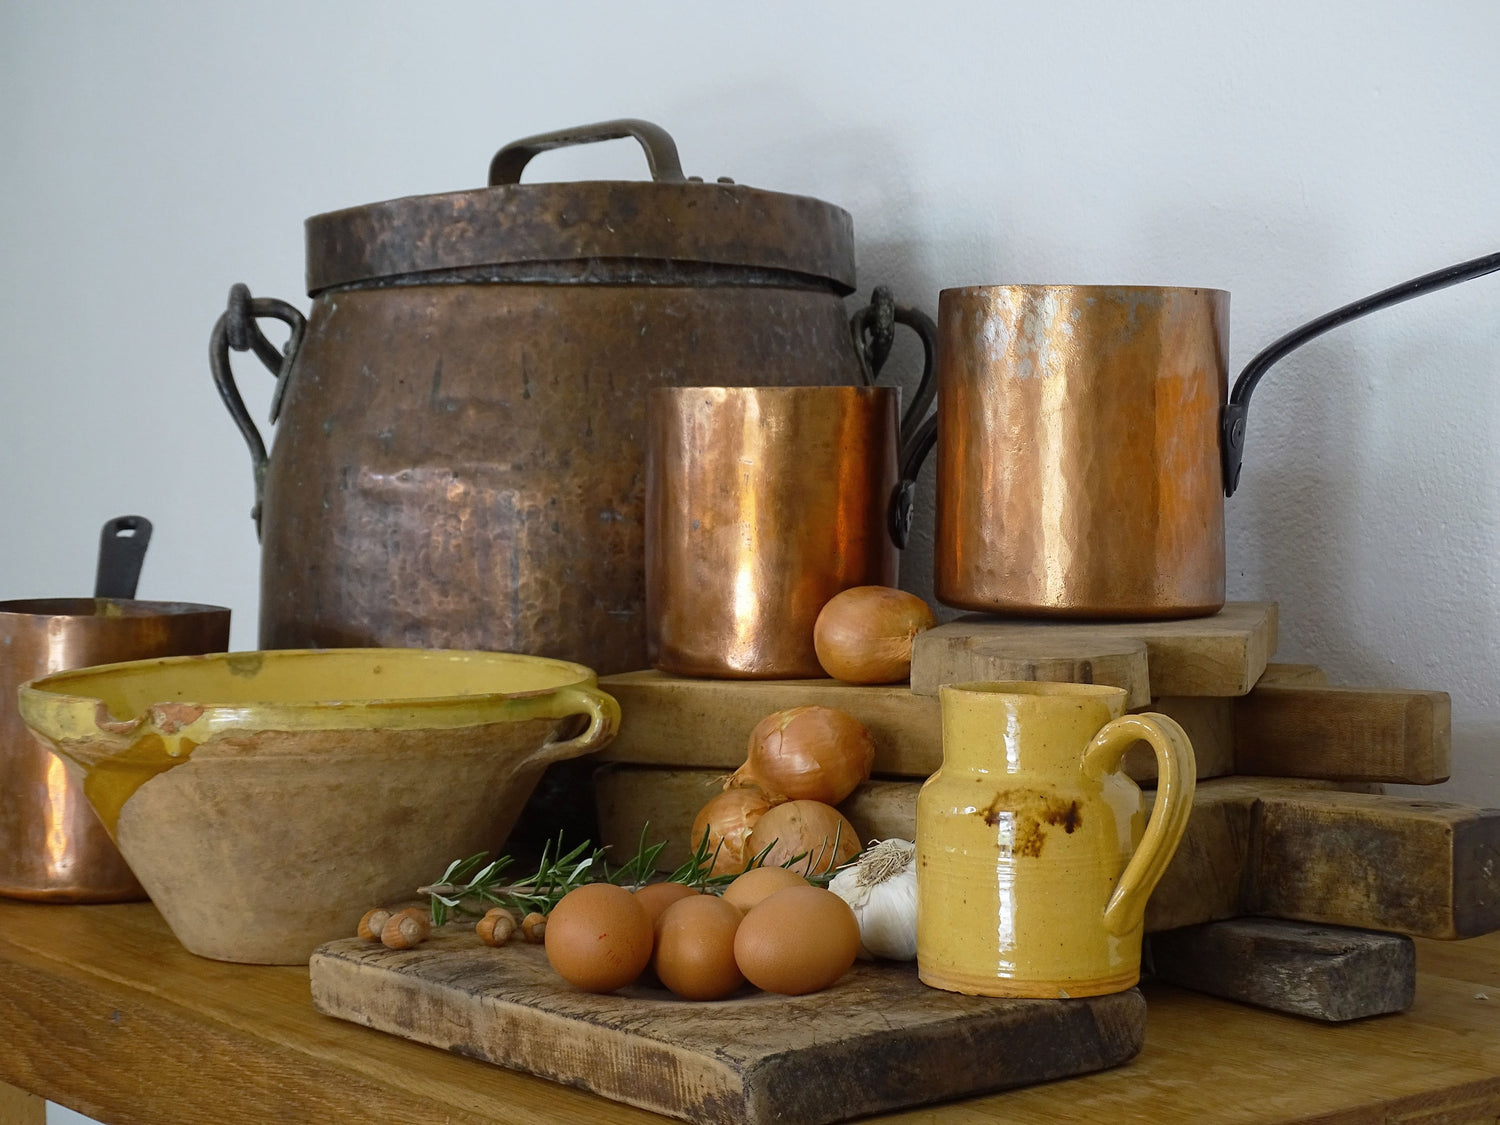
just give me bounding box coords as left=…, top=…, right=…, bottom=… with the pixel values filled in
left=304, top=119, right=856, bottom=296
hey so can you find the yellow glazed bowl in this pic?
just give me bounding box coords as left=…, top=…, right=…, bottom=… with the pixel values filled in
left=18, top=648, right=620, bottom=964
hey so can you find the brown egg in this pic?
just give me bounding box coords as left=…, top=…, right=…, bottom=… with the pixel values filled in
left=733, top=885, right=861, bottom=996
left=652, top=893, right=745, bottom=1001
left=544, top=883, right=654, bottom=993
left=633, top=881, right=700, bottom=928
left=721, top=865, right=809, bottom=914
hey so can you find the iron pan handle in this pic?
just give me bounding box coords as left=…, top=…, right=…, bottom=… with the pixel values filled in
left=1222, top=249, right=1500, bottom=497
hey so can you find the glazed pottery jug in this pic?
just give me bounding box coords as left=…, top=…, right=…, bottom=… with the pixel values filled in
left=916, top=681, right=1196, bottom=998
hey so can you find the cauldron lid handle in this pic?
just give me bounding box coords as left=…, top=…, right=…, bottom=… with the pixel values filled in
left=1222, top=249, right=1500, bottom=497
left=488, top=118, right=687, bottom=186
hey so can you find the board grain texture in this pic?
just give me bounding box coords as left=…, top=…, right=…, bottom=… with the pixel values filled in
left=596, top=671, right=1235, bottom=782
left=0, top=1081, right=44, bottom=1125
left=308, top=930, right=1146, bottom=1125
left=1146, top=919, right=1416, bottom=1021
left=1233, top=682, right=1451, bottom=784
left=1253, top=788, right=1500, bottom=939
left=909, top=601, right=1277, bottom=698
left=2, top=902, right=1499, bottom=1124
left=595, top=771, right=1499, bottom=940
left=912, top=632, right=1153, bottom=706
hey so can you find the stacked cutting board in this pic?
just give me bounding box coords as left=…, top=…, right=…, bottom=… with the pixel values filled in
left=592, top=602, right=1498, bottom=1005
left=310, top=602, right=1500, bottom=1125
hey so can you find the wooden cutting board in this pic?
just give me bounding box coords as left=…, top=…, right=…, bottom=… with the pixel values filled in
left=596, top=671, right=1237, bottom=783
left=594, top=770, right=1500, bottom=940
left=910, top=601, right=1278, bottom=698
left=309, top=931, right=1146, bottom=1125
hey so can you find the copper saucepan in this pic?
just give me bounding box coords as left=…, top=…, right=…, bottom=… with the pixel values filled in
left=904, top=250, right=1500, bottom=618
left=0, top=518, right=231, bottom=901
left=646, top=294, right=937, bottom=678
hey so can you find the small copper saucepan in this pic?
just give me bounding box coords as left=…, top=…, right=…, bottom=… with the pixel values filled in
left=645, top=291, right=935, bottom=678
left=646, top=386, right=901, bottom=678
left=904, top=250, right=1500, bottom=618
left=0, top=518, right=231, bottom=902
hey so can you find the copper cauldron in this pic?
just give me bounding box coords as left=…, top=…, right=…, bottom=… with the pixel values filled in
left=210, top=120, right=928, bottom=674
left=907, top=250, right=1500, bottom=618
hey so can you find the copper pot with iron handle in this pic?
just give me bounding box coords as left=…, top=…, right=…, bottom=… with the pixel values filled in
left=903, top=249, right=1500, bottom=618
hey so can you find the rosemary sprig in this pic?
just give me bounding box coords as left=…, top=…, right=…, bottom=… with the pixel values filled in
left=418, top=833, right=604, bottom=925
left=417, top=820, right=850, bottom=925
left=606, top=824, right=671, bottom=890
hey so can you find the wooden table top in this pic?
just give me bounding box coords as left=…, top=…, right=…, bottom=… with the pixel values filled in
left=0, top=900, right=1496, bottom=1124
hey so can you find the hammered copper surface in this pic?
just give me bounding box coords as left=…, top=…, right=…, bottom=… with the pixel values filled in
left=646, top=386, right=899, bottom=678
left=934, top=286, right=1230, bottom=618
left=258, top=285, right=864, bottom=673
left=304, top=180, right=855, bottom=295
left=0, top=598, right=229, bottom=902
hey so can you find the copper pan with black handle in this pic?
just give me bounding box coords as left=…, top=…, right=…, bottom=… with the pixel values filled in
left=900, top=250, right=1500, bottom=619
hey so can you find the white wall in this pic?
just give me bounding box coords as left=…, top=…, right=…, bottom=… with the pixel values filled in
left=3, top=4, right=1497, bottom=1120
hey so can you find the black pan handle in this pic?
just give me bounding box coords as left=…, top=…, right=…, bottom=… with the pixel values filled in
left=95, top=515, right=152, bottom=599
left=850, top=286, right=939, bottom=549
left=1222, top=249, right=1500, bottom=497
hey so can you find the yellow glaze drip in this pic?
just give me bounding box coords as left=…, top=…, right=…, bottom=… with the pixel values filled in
left=75, top=732, right=201, bottom=839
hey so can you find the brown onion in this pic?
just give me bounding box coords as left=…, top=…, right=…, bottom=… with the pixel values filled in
left=691, top=786, right=778, bottom=877
left=813, top=585, right=937, bottom=684
left=729, top=705, right=875, bottom=805
left=745, top=800, right=861, bottom=876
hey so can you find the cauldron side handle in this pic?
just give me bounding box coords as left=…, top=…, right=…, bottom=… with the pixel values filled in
left=851, top=285, right=939, bottom=549
left=209, top=283, right=308, bottom=538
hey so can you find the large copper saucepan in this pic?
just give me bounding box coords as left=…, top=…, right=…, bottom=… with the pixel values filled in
left=908, top=250, right=1500, bottom=618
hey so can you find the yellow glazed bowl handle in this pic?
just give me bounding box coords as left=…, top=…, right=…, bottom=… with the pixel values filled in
left=526, top=684, right=622, bottom=765
left=1082, top=712, right=1197, bottom=937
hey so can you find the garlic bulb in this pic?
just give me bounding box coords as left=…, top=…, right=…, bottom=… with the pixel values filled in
left=828, top=838, right=918, bottom=961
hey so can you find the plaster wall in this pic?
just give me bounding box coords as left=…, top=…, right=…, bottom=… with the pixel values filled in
left=1, top=5, right=1497, bottom=1118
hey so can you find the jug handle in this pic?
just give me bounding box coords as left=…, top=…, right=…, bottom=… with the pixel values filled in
left=850, top=286, right=938, bottom=549
left=1221, top=248, right=1500, bottom=497
left=1081, top=712, right=1197, bottom=938
left=488, top=118, right=687, bottom=185
left=209, top=283, right=307, bottom=538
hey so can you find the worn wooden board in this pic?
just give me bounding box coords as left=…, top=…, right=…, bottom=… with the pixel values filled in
left=594, top=771, right=1498, bottom=940
left=910, top=601, right=1277, bottom=698
left=1252, top=788, right=1500, bottom=939
left=1146, top=919, right=1416, bottom=1022
left=1234, top=683, right=1451, bottom=784
left=597, top=772, right=1338, bottom=934
left=0, top=1081, right=44, bottom=1125
left=595, top=672, right=941, bottom=775
left=1254, top=663, right=1330, bottom=687
left=1125, top=697, right=1234, bottom=784
left=308, top=930, right=1146, bottom=1125
left=595, top=671, right=1234, bottom=783
left=908, top=633, right=1152, bottom=707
